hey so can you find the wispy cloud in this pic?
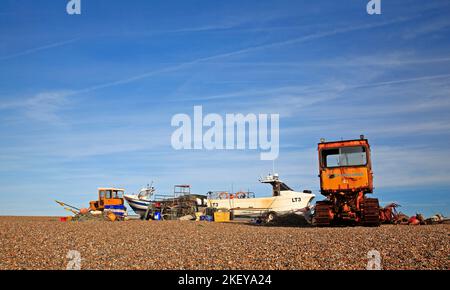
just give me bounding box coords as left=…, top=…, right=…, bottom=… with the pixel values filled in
left=189, top=56, right=450, bottom=68
left=345, top=73, right=450, bottom=89
left=306, top=54, right=450, bottom=68
left=0, top=38, right=79, bottom=61
left=174, top=73, right=450, bottom=104
left=369, top=121, right=450, bottom=135
left=0, top=91, right=72, bottom=123
left=0, top=126, right=170, bottom=159
left=58, top=17, right=414, bottom=97
left=373, top=145, right=450, bottom=188
left=167, top=24, right=239, bottom=33
left=403, top=17, right=450, bottom=39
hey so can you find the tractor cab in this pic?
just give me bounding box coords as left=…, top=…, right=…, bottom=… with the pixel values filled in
left=315, top=135, right=379, bottom=226
left=318, top=135, right=373, bottom=195
left=89, top=188, right=125, bottom=211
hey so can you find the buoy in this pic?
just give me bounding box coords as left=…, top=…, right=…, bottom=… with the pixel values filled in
left=107, top=212, right=117, bottom=222
left=408, top=216, right=420, bottom=225
left=79, top=208, right=89, bottom=215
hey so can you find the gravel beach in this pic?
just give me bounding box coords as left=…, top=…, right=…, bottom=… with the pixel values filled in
left=0, top=216, right=448, bottom=270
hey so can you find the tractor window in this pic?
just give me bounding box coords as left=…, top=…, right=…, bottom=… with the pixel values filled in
left=322, top=146, right=367, bottom=167
left=100, top=190, right=106, bottom=199
left=112, top=190, right=124, bottom=198
left=105, top=190, right=112, bottom=198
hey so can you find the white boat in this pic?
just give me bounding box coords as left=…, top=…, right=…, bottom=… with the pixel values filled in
left=124, top=184, right=208, bottom=219
left=124, top=185, right=155, bottom=218
left=207, top=173, right=315, bottom=222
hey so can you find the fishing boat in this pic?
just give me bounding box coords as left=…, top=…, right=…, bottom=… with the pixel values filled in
left=123, top=185, right=155, bottom=218
left=124, top=184, right=208, bottom=219
left=207, top=173, right=315, bottom=222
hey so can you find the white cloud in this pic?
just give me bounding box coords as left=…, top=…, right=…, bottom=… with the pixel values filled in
left=0, top=38, right=79, bottom=61
left=373, top=145, right=450, bottom=188
left=0, top=91, right=72, bottom=123
left=403, top=17, right=450, bottom=39
left=46, top=17, right=415, bottom=98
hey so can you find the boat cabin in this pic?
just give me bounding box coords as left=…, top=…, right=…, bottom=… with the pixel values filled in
left=260, top=173, right=293, bottom=196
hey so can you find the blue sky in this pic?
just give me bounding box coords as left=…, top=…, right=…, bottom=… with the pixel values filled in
left=0, top=0, right=449, bottom=217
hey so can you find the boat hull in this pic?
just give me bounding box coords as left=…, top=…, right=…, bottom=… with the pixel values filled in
left=124, top=194, right=208, bottom=218
left=207, top=191, right=315, bottom=219
left=124, top=195, right=151, bottom=218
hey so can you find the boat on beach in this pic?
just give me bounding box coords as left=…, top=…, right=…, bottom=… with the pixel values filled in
left=123, top=185, right=155, bottom=218
left=125, top=175, right=314, bottom=222
left=207, top=174, right=315, bottom=222
left=124, top=184, right=207, bottom=219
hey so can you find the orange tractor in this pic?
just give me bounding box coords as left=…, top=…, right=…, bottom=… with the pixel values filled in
left=89, top=188, right=127, bottom=218
left=315, top=135, right=380, bottom=226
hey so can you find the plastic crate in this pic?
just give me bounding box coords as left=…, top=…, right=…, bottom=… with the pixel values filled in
left=214, top=212, right=230, bottom=222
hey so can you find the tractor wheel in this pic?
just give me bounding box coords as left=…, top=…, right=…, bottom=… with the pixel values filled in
left=314, top=201, right=333, bottom=227
left=362, top=198, right=380, bottom=227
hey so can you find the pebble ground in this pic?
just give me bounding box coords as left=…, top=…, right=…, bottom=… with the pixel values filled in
left=0, top=216, right=448, bottom=270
